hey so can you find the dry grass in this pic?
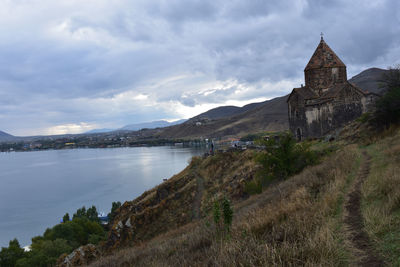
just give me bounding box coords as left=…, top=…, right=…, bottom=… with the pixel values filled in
left=90, top=145, right=361, bottom=266
left=362, top=129, right=400, bottom=265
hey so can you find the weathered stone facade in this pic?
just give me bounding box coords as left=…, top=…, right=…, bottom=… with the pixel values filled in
left=287, top=37, right=378, bottom=140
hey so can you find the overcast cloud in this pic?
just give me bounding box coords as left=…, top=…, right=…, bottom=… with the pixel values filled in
left=0, top=0, right=399, bottom=135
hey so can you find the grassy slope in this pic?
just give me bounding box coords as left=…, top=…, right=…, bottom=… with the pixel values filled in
left=363, top=128, right=400, bottom=265
left=88, top=128, right=399, bottom=266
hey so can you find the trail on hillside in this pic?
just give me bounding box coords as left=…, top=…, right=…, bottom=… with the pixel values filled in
left=192, top=170, right=205, bottom=220
left=343, top=151, right=385, bottom=266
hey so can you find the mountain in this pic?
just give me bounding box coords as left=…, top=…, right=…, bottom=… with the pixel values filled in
left=157, top=68, right=388, bottom=139
left=187, top=101, right=267, bottom=123
left=85, top=128, right=115, bottom=134
left=0, top=131, right=15, bottom=142
left=120, top=119, right=186, bottom=131
left=159, top=95, right=289, bottom=139
left=349, top=67, right=388, bottom=94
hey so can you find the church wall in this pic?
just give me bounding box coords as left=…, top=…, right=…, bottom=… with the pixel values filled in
left=304, top=103, right=334, bottom=138
left=288, top=94, right=307, bottom=140
left=305, top=67, right=347, bottom=94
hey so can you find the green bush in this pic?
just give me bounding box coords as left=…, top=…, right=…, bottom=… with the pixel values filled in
left=222, top=197, right=233, bottom=233
left=357, top=112, right=371, bottom=123
left=213, top=200, right=221, bottom=226
left=244, top=180, right=262, bottom=195
left=374, top=66, right=400, bottom=127
left=107, top=201, right=122, bottom=223
left=3, top=206, right=106, bottom=266
left=0, top=239, right=25, bottom=267
left=255, top=133, right=318, bottom=187
left=212, top=197, right=234, bottom=237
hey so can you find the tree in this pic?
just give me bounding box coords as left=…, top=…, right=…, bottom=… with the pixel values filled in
left=62, top=213, right=70, bottom=223
left=73, top=206, right=87, bottom=220
left=108, top=201, right=122, bottom=222
left=0, top=239, right=25, bottom=267
left=222, top=197, right=233, bottom=233
left=86, top=206, right=99, bottom=222
left=375, top=66, right=400, bottom=127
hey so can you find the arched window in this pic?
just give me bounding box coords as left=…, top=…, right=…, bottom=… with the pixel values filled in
left=296, top=128, right=302, bottom=141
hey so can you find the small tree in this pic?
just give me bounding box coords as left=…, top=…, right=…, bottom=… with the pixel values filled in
left=222, top=197, right=233, bottom=234
left=212, top=197, right=233, bottom=237
left=255, top=133, right=317, bottom=186
left=213, top=200, right=221, bottom=226
left=73, top=206, right=86, bottom=220
left=375, top=66, right=400, bottom=127
left=107, top=201, right=122, bottom=223
left=86, top=206, right=99, bottom=222
left=62, top=213, right=70, bottom=223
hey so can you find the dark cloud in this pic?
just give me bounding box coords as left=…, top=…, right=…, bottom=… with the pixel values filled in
left=0, top=0, right=398, bottom=135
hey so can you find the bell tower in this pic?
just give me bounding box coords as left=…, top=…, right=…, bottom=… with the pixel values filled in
left=304, top=36, right=347, bottom=95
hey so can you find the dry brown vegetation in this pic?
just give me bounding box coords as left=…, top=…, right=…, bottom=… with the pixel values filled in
left=84, top=127, right=400, bottom=267
left=90, top=144, right=362, bottom=266
left=362, top=129, right=400, bottom=265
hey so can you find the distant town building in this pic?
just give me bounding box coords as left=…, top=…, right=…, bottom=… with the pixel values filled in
left=287, top=36, right=378, bottom=140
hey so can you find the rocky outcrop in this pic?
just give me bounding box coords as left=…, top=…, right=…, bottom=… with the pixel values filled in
left=103, top=150, right=259, bottom=252
left=105, top=166, right=198, bottom=251
left=57, top=244, right=101, bottom=267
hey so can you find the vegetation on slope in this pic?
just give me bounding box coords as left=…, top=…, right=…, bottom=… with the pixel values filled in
left=90, top=141, right=361, bottom=266
left=0, top=206, right=106, bottom=267
left=363, top=129, right=400, bottom=265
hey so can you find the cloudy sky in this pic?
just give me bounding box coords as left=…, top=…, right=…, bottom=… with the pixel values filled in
left=0, top=0, right=399, bottom=136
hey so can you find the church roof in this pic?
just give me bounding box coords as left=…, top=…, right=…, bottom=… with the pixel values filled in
left=304, top=37, right=346, bottom=71
left=287, top=86, right=318, bottom=102
left=320, top=82, right=368, bottom=99
left=288, top=81, right=370, bottom=104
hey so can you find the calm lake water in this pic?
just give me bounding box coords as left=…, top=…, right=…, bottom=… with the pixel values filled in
left=0, top=146, right=205, bottom=247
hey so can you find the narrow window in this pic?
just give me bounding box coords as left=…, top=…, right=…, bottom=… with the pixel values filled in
left=296, top=128, right=302, bottom=141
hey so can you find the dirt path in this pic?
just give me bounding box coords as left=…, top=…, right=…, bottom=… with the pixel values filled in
left=192, top=170, right=205, bottom=220
left=343, top=151, right=385, bottom=266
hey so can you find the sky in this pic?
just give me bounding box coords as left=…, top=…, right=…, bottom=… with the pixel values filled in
left=0, top=0, right=399, bottom=136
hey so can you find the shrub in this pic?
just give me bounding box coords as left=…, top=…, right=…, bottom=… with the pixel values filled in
left=212, top=197, right=234, bottom=237
left=0, top=239, right=25, bottom=267
left=222, top=197, right=233, bottom=233
left=213, top=200, right=221, bottom=226
left=5, top=205, right=106, bottom=266
left=244, top=180, right=262, bottom=195
left=255, top=133, right=318, bottom=187
left=374, top=66, right=400, bottom=127
left=108, top=201, right=122, bottom=223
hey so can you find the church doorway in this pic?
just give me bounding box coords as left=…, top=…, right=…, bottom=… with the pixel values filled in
left=296, top=128, right=302, bottom=141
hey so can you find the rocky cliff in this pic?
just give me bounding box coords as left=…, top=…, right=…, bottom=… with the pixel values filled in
left=105, top=150, right=258, bottom=251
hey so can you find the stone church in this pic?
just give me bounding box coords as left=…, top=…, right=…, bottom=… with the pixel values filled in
left=287, top=36, right=377, bottom=140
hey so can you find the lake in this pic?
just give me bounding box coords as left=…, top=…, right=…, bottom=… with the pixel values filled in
left=0, top=146, right=205, bottom=247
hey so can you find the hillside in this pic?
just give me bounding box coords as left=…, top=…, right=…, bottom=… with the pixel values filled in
left=159, top=95, right=289, bottom=139
left=156, top=68, right=388, bottom=139
left=64, top=124, right=399, bottom=267
left=349, top=67, right=388, bottom=94
left=120, top=119, right=186, bottom=131
left=0, top=130, right=15, bottom=141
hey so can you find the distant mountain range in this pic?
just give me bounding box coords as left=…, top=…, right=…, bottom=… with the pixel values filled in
left=0, top=131, right=15, bottom=142
left=119, top=119, right=186, bottom=131
left=85, top=128, right=116, bottom=134
left=85, top=119, right=187, bottom=134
